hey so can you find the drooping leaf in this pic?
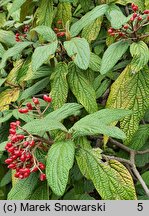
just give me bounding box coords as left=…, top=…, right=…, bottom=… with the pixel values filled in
left=0, top=112, right=12, bottom=123
left=68, top=63, right=98, bottom=113
left=0, top=30, right=16, bottom=47
left=70, top=4, right=108, bottom=37
left=76, top=148, right=136, bottom=200
left=28, top=182, right=49, bottom=200
left=106, top=4, right=128, bottom=29
left=82, top=17, right=103, bottom=43
left=46, top=140, right=75, bottom=196
left=0, top=141, right=7, bottom=152
left=64, top=38, right=90, bottom=70
left=31, top=41, right=58, bottom=71
left=100, top=40, right=130, bottom=75
left=55, top=2, right=72, bottom=27
left=22, top=118, right=67, bottom=135
left=20, top=0, right=35, bottom=22
left=45, top=103, right=82, bottom=121
left=50, top=62, right=68, bottom=109
left=0, top=42, right=32, bottom=69
left=18, top=77, right=50, bottom=101
left=36, top=0, right=54, bottom=27
left=0, top=170, right=11, bottom=187
left=106, top=66, right=149, bottom=144
left=32, top=26, right=57, bottom=42
left=0, top=88, right=20, bottom=111
left=8, top=0, right=26, bottom=16
left=130, top=41, right=149, bottom=73
left=79, top=0, right=92, bottom=12
left=7, top=173, right=39, bottom=200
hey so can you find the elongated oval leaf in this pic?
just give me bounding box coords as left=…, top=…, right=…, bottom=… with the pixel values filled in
left=31, top=41, right=58, bottom=71
left=76, top=148, right=136, bottom=200
left=68, top=63, right=98, bottom=113
left=32, top=26, right=57, bottom=42
left=130, top=41, right=149, bottom=73
left=100, top=40, right=130, bottom=75
left=50, top=62, right=68, bottom=109
left=70, top=4, right=108, bottom=37
left=64, top=38, right=90, bottom=70
left=0, top=42, right=32, bottom=69
left=8, top=0, right=26, bottom=16
left=46, top=140, right=75, bottom=196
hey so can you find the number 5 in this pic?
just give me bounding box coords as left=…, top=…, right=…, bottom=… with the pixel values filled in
left=137, top=203, right=143, bottom=211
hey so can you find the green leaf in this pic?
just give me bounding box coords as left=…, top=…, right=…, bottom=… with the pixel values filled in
left=55, top=2, right=72, bottom=27
left=0, top=30, right=16, bottom=47
left=68, top=63, right=98, bottom=113
left=64, top=38, right=90, bottom=70
left=18, top=77, right=50, bottom=101
left=106, top=4, right=127, bottom=29
left=0, top=43, right=5, bottom=58
left=81, top=17, right=103, bottom=43
left=31, top=41, right=58, bottom=71
left=129, top=125, right=149, bottom=150
left=32, top=26, right=57, bottom=42
left=22, top=118, right=67, bottom=135
left=8, top=0, right=26, bottom=16
left=0, top=112, right=12, bottom=123
left=70, top=117, right=127, bottom=140
left=0, top=170, right=11, bottom=187
left=46, top=103, right=82, bottom=121
left=7, top=173, right=39, bottom=200
left=130, top=41, right=149, bottom=73
left=28, top=182, right=49, bottom=200
left=100, top=40, right=130, bottom=75
left=36, top=0, right=54, bottom=27
left=89, top=53, right=101, bottom=72
left=106, top=66, right=149, bottom=144
left=46, top=140, right=75, bottom=196
left=0, top=42, right=32, bottom=69
left=50, top=62, right=68, bottom=109
left=76, top=148, right=137, bottom=200
left=0, top=141, right=7, bottom=152
left=70, top=4, right=108, bottom=37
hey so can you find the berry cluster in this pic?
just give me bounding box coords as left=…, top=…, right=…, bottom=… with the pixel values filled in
left=108, top=3, right=149, bottom=40
left=5, top=121, right=46, bottom=181
left=18, top=95, right=52, bottom=114
left=54, top=20, right=66, bottom=37
left=15, top=25, right=30, bottom=42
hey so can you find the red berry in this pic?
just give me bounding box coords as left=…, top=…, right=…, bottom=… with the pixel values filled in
left=29, top=140, right=35, bottom=147
left=32, top=166, right=38, bottom=172
left=15, top=33, right=20, bottom=37
left=39, top=162, right=45, bottom=170
left=14, top=150, right=22, bottom=157
left=10, top=122, right=17, bottom=129
left=18, top=108, right=29, bottom=114
left=14, top=172, right=20, bottom=178
left=54, top=28, right=59, bottom=32
left=57, top=32, right=65, bottom=37
left=133, top=13, right=137, bottom=18
left=40, top=173, right=46, bottom=181
left=19, top=174, right=24, bottom=179
left=144, top=10, right=149, bottom=14
left=132, top=6, right=138, bottom=11
left=57, top=20, right=62, bottom=24
left=20, top=154, right=26, bottom=162
left=11, top=155, right=18, bottom=160
left=9, top=128, right=16, bottom=135
left=23, top=141, right=29, bottom=147
left=130, top=16, right=135, bottom=21
left=24, top=172, right=30, bottom=178
left=5, top=158, right=13, bottom=164
left=8, top=163, right=16, bottom=169
left=6, top=142, right=13, bottom=148
left=123, top=24, right=129, bottom=29
left=26, top=153, right=32, bottom=160
left=26, top=102, right=33, bottom=110
left=108, top=28, right=113, bottom=34
left=7, top=146, right=15, bottom=153
left=43, top=95, right=52, bottom=103
left=17, top=134, right=25, bottom=140
left=32, top=97, right=40, bottom=105
left=137, top=16, right=142, bottom=21
left=16, top=120, right=21, bottom=126
left=11, top=135, right=18, bottom=142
